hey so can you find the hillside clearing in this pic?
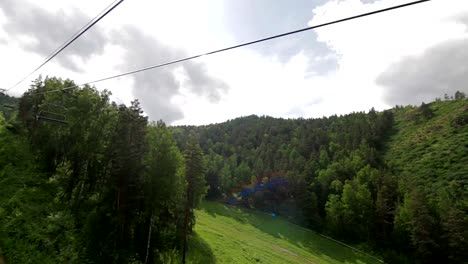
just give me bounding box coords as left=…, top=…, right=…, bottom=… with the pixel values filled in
left=188, top=202, right=382, bottom=264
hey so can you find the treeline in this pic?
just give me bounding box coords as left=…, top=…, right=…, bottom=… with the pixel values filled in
left=173, top=93, right=468, bottom=263
left=0, top=91, right=17, bottom=119
left=0, top=77, right=207, bottom=263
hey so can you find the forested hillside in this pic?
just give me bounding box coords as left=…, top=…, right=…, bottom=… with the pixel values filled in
left=0, top=92, right=18, bottom=120
left=1, top=77, right=467, bottom=264
left=173, top=95, right=468, bottom=263
left=0, top=77, right=207, bottom=263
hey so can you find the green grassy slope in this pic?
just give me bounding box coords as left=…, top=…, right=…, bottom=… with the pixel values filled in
left=188, top=201, right=381, bottom=264
left=385, top=100, right=468, bottom=194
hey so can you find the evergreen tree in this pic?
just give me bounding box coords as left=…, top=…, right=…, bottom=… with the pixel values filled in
left=454, top=90, right=466, bottom=100
left=141, top=121, right=185, bottom=263
left=182, top=135, right=207, bottom=264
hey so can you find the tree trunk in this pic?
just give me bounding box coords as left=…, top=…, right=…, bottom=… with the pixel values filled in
left=144, top=213, right=153, bottom=264
left=182, top=197, right=190, bottom=264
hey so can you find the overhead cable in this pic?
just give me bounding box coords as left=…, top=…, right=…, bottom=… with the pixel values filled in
left=35, top=0, right=431, bottom=95
left=6, top=0, right=126, bottom=91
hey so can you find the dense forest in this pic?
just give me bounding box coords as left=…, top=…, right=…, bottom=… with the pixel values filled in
left=1, top=77, right=207, bottom=263
left=172, top=92, right=468, bottom=263
left=1, top=77, right=467, bottom=263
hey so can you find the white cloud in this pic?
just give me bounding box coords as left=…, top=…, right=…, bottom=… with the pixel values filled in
left=308, top=0, right=468, bottom=108
left=172, top=49, right=325, bottom=125
left=2, top=0, right=468, bottom=125
left=174, top=0, right=468, bottom=124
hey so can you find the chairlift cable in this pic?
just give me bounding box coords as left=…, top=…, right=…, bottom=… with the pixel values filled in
left=6, top=0, right=126, bottom=92
left=34, top=0, right=432, bottom=95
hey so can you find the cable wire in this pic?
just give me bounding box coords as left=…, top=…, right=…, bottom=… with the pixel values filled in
left=6, top=0, right=126, bottom=91
left=40, top=0, right=122, bottom=67
left=36, top=0, right=431, bottom=95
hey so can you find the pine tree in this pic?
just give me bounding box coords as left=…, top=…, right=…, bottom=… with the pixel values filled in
left=142, top=121, right=185, bottom=264
left=182, top=135, right=207, bottom=264
left=454, top=90, right=466, bottom=100
left=110, top=100, right=148, bottom=261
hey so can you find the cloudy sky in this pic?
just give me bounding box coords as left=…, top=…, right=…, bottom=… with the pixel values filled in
left=0, top=0, right=467, bottom=125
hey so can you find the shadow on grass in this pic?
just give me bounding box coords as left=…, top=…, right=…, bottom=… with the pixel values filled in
left=201, top=201, right=381, bottom=264
left=200, top=201, right=252, bottom=225
left=187, top=232, right=216, bottom=264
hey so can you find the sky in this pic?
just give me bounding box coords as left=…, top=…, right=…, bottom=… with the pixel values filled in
left=0, top=0, right=467, bottom=125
